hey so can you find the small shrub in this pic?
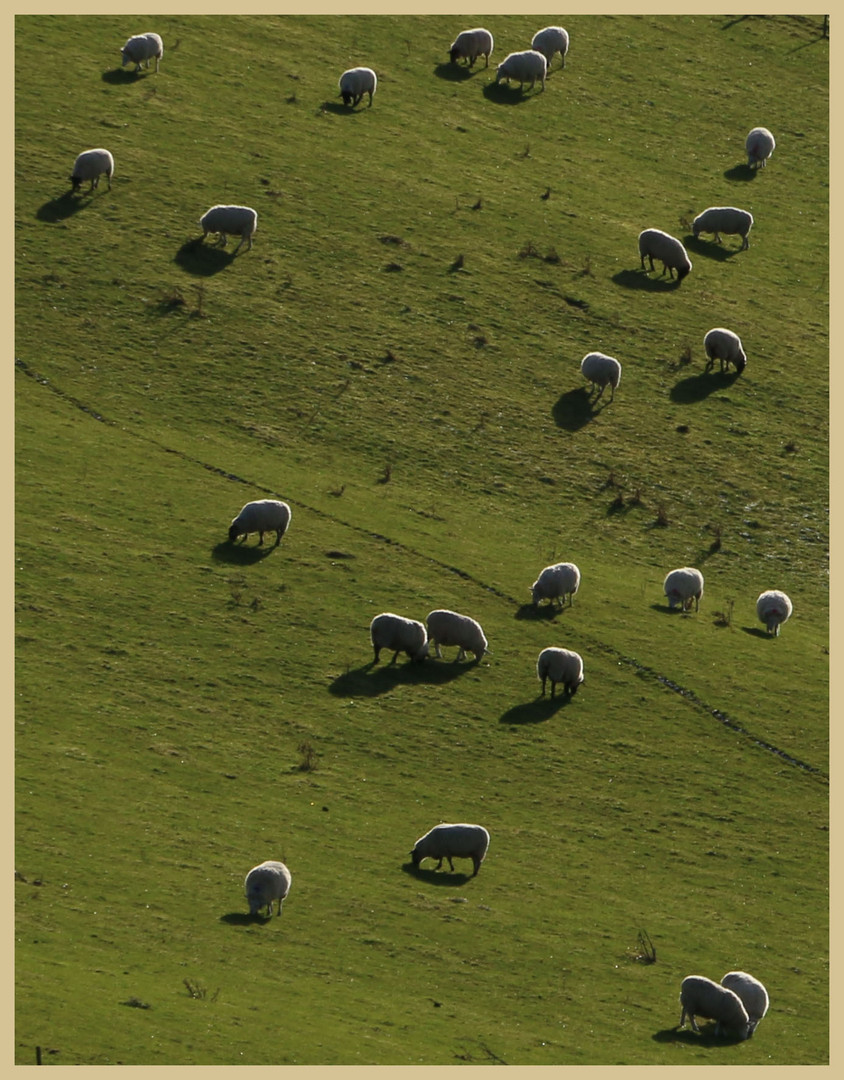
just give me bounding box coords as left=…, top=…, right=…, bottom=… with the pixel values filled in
left=518, top=241, right=540, bottom=260
left=709, top=525, right=722, bottom=552
left=378, top=463, right=392, bottom=484
left=450, top=253, right=465, bottom=271
left=629, top=489, right=643, bottom=506
left=655, top=504, right=670, bottom=527
left=579, top=255, right=593, bottom=277
left=543, top=247, right=561, bottom=264
left=297, top=741, right=318, bottom=772
left=541, top=186, right=550, bottom=200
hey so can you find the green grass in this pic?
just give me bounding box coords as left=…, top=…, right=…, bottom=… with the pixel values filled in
left=15, top=13, right=828, bottom=1065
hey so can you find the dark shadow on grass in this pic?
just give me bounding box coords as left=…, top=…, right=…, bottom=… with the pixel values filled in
left=513, top=602, right=563, bottom=621
left=219, top=912, right=268, bottom=926
left=36, top=192, right=89, bottom=223
left=101, top=67, right=147, bottom=85
left=174, top=238, right=236, bottom=276
left=670, top=370, right=740, bottom=404
left=685, top=236, right=742, bottom=261
left=400, top=861, right=475, bottom=885
left=482, top=81, right=537, bottom=104
left=650, top=603, right=686, bottom=615
left=741, top=626, right=773, bottom=639
left=499, top=696, right=571, bottom=724
left=652, top=1025, right=748, bottom=1047
left=210, top=540, right=278, bottom=565
left=433, top=62, right=476, bottom=81
left=552, top=386, right=596, bottom=431
left=329, top=659, right=470, bottom=698
left=611, top=268, right=683, bottom=291
left=320, top=99, right=372, bottom=114
left=724, top=163, right=757, bottom=182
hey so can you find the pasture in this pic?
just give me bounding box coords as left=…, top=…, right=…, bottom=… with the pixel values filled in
left=14, top=13, right=828, bottom=1065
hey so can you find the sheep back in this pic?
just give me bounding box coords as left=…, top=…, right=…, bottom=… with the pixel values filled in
left=663, top=567, right=704, bottom=611
left=338, top=67, right=377, bottom=106
left=704, top=328, right=747, bottom=374
left=121, top=32, right=163, bottom=72
left=638, top=228, right=692, bottom=281
left=530, top=26, right=569, bottom=67
left=411, top=823, right=490, bottom=875
left=721, top=971, right=769, bottom=1032
left=495, top=50, right=547, bottom=91
left=692, top=206, right=754, bottom=250
left=244, top=860, right=292, bottom=917
left=229, top=499, right=291, bottom=546
left=746, top=126, right=775, bottom=168
left=448, top=28, right=494, bottom=67
left=536, top=647, right=584, bottom=698
left=70, top=148, right=114, bottom=192
left=679, top=975, right=750, bottom=1040
left=426, top=609, right=488, bottom=662
left=756, top=590, right=793, bottom=635
left=581, top=352, right=622, bottom=400
left=531, top=562, right=581, bottom=607
left=370, top=612, right=428, bottom=663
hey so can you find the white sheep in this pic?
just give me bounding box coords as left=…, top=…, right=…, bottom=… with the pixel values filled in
left=531, top=562, right=581, bottom=608
left=530, top=27, right=569, bottom=69
left=581, top=352, right=622, bottom=402
left=746, top=126, right=775, bottom=169
left=721, top=971, right=769, bottom=1034
left=448, top=28, right=494, bottom=68
left=244, top=860, right=292, bottom=917
left=663, top=567, right=704, bottom=612
left=338, top=67, right=377, bottom=107
left=228, top=499, right=291, bottom=546
left=495, top=50, right=547, bottom=93
left=426, top=609, right=488, bottom=662
left=411, top=823, right=490, bottom=876
left=69, top=148, right=114, bottom=193
left=756, top=590, right=793, bottom=636
left=370, top=612, right=428, bottom=664
left=679, top=975, right=751, bottom=1041
left=692, top=206, right=754, bottom=251
left=536, top=647, right=584, bottom=698
left=704, top=328, right=747, bottom=375
left=638, top=228, right=692, bottom=282
left=199, top=205, right=258, bottom=254
left=120, top=32, right=163, bottom=73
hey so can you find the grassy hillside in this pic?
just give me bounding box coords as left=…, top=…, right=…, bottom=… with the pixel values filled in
left=15, top=13, right=828, bottom=1065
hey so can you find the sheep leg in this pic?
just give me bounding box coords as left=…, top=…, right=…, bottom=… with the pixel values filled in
left=446, top=856, right=455, bottom=872
left=372, top=646, right=381, bottom=663
left=550, top=680, right=557, bottom=699
left=540, top=675, right=547, bottom=697
left=390, top=650, right=400, bottom=664
left=274, top=528, right=282, bottom=546
left=257, top=531, right=264, bottom=546
left=456, top=647, right=466, bottom=662
left=471, top=854, right=481, bottom=875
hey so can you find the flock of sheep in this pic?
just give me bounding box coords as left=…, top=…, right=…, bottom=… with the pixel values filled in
left=69, top=23, right=792, bottom=1050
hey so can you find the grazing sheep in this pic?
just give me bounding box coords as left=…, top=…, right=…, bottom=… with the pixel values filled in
left=663, top=567, right=704, bottom=612
left=370, top=612, right=428, bottom=664
left=679, top=975, right=751, bottom=1041
left=411, top=823, right=490, bottom=876
left=531, top=26, right=569, bottom=69
left=426, top=609, right=488, bottom=662
left=338, top=67, right=377, bottom=107
left=199, top=205, right=258, bottom=254
left=536, top=647, right=584, bottom=698
left=638, top=228, right=692, bottom=281
left=69, top=148, right=114, bottom=193
left=581, top=352, right=622, bottom=402
left=531, top=562, right=581, bottom=608
left=721, top=971, right=769, bottom=1034
left=228, top=499, right=291, bottom=546
left=120, top=32, right=163, bottom=73
left=692, top=206, right=754, bottom=251
left=756, top=590, right=793, bottom=636
left=495, top=50, right=547, bottom=92
left=746, top=126, right=775, bottom=169
left=244, top=860, right=292, bottom=917
left=704, top=328, right=747, bottom=375
left=448, top=28, right=494, bottom=68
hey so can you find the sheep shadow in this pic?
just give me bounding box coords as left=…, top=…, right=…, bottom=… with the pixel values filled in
left=432, top=62, right=477, bottom=82
left=174, top=238, right=237, bottom=276
left=514, top=602, right=566, bottom=621
left=670, top=370, right=740, bottom=404
left=320, top=100, right=371, bottom=114
left=210, top=540, right=278, bottom=565
left=650, top=603, right=692, bottom=615
left=219, top=912, right=268, bottom=926
left=611, top=269, right=683, bottom=291
left=101, top=68, right=148, bottom=85
left=685, top=236, right=742, bottom=261
left=328, top=659, right=469, bottom=698
left=499, top=696, right=571, bottom=724
left=36, top=192, right=88, bottom=223
left=652, top=1025, right=750, bottom=1047
left=724, top=163, right=757, bottom=182
left=552, top=387, right=597, bottom=431
left=400, top=861, right=475, bottom=885
left=482, top=82, right=540, bottom=104
left=741, top=626, right=773, bottom=639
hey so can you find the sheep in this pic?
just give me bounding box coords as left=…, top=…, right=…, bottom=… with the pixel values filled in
left=494, top=50, right=547, bottom=93
left=581, top=352, right=622, bottom=402
left=228, top=499, right=291, bottom=546
left=536, top=647, right=584, bottom=698
left=531, top=562, right=581, bottom=608
left=69, top=148, right=114, bottom=193
left=692, top=206, right=754, bottom=251
left=120, top=32, right=163, bottom=73
left=199, top=205, right=258, bottom=254
left=756, top=590, right=793, bottom=636
left=530, top=27, right=569, bottom=69
left=721, top=971, right=769, bottom=1034
left=426, top=609, right=488, bottom=662
left=746, top=126, right=775, bottom=169
left=704, top=328, right=747, bottom=375
left=638, top=228, right=692, bottom=282
left=338, top=67, right=377, bottom=107
left=411, top=823, right=490, bottom=876
left=679, top=975, right=751, bottom=1041
left=663, top=567, right=704, bottom=612
left=448, top=28, right=494, bottom=68
left=244, top=860, right=292, bottom=917
left=370, top=612, right=428, bottom=664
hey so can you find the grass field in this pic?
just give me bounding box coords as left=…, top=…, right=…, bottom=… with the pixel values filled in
left=15, top=13, right=828, bottom=1065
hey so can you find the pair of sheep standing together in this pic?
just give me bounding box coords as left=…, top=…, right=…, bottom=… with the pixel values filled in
left=664, top=567, right=793, bottom=636
left=679, top=971, right=770, bottom=1041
